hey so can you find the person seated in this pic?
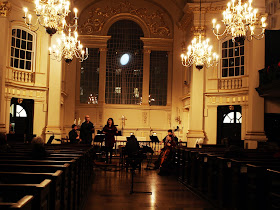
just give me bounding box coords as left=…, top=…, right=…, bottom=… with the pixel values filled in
left=124, top=135, right=140, bottom=157
left=30, top=136, right=48, bottom=159
left=124, top=135, right=142, bottom=170
left=0, top=132, right=11, bottom=153
left=162, top=129, right=179, bottom=145
left=69, top=124, right=80, bottom=144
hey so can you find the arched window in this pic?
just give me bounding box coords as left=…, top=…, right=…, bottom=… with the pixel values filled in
left=222, top=39, right=244, bottom=77
left=10, top=28, right=35, bottom=71
left=105, top=20, right=144, bottom=104
left=10, top=104, right=27, bottom=117
left=223, top=111, right=242, bottom=123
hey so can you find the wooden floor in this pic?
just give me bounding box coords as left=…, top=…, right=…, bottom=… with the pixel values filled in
left=85, top=162, right=214, bottom=210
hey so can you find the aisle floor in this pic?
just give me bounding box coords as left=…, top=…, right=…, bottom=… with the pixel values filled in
left=84, top=162, right=215, bottom=210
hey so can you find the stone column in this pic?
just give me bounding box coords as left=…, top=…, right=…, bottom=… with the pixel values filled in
left=244, top=38, right=267, bottom=149
left=0, top=2, right=11, bottom=132
left=98, top=48, right=107, bottom=105
left=142, top=49, right=151, bottom=106
left=186, top=66, right=205, bottom=147
left=45, top=34, right=63, bottom=143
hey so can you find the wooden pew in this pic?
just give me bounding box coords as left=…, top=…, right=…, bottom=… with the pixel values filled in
left=0, top=164, right=70, bottom=210
left=0, top=195, right=33, bottom=210
left=0, top=171, right=62, bottom=210
left=267, top=169, right=280, bottom=210
left=0, top=179, right=51, bottom=210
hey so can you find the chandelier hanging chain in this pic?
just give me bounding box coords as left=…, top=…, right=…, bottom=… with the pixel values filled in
left=180, top=0, right=219, bottom=69
left=212, top=0, right=267, bottom=42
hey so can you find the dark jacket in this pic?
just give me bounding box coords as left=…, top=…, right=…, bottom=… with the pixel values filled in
left=102, top=125, right=117, bottom=147
left=69, top=129, right=79, bottom=144
left=80, top=121, right=94, bottom=144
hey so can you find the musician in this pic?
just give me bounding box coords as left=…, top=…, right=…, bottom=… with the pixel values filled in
left=80, top=115, right=94, bottom=145
left=102, top=118, right=118, bottom=164
left=154, top=134, right=177, bottom=172
left=69, top=124, right=80, bottom=144
left=124, top=135, right=140, bottom=157
left=162, top=129, right=179, bottom=145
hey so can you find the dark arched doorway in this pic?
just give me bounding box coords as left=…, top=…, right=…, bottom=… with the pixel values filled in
left=9, top=98, right=34, bottom=142
left=217, top=105, right=242, bottom=146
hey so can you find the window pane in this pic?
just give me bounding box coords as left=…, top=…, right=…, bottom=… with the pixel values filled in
left=20, top=60, right=25, bottom=69
left=21, top=40, right=26, bottom=49
left=12, top=37, right=15, bottom=46
left=235, top=47, right=239, bottom=56
left=240, top=46, right=244, bottom=55
left=229, top=68, right=234, bottom=76
left=20, top=50, right=25, bottom=59
left=241, top=66, right=244, bottom=75
left=14, top=58, right=19, bottom=68
left=222, top=49, right=227, bottom=58
left=222, top=59, right=228, bottom=67
left=16, top=39, right=20, bottom=48
left=241, top=56, right=244, bottom=65
left=222, top=68, right=228, bottom=77
left=27, top=42, right=32, bottom=50
left=22, top=30, right=27, bottom=40
left=229, top=40, right=233, bottom=47
left=235, top=67, right=240, bottom=76
left=80, top=48, right=100, bottom=104
left=229, top=58, right=234, bottom=67
left=105, top=20, right=144, bottom=105
left=15, top=48, right=19, bottom=57
left=229, top=49, right=233, bottom=57
left=26, top=61, right=31, bottom=70
left=11, top=47, right=14, bottom=56
left=28, top=33, right=33, bottom=41
left=222, top=41, right=228, bottom=48
left=149, top=51, right=168, bottom=106
left=16, top=29, right=21, bottom=38
left=10, top=58, right=13, bottom=67
left=26, top=51, right=31, bottom=60
left=235, top=57, right=240, bottom=66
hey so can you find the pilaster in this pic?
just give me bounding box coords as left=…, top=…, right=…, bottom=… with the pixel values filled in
left=142, top=49, right=151, bottom=106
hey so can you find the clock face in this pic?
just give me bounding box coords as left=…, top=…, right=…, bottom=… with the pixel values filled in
left=120, top=53, right=130, bottom=66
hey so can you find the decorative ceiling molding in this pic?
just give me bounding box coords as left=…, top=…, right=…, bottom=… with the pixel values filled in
left=79, top=0, right=172, bottom=38
left=0, top=1, right=11, bottom=17
left=187, top=3, right=226, bottom=13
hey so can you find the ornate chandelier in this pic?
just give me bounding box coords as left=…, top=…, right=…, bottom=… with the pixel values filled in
left=212, top=0, right=267, bottom=42
left=23, top=0, right=71, bottom=36
left=181, top=0, right=219, bottom=70
left=181, top=34, right=219, bottom=69
left=49, top=27, right=89, bottom=63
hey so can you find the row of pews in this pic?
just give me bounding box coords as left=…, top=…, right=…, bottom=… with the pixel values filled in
left=0, top=144, right=94, bottom=210
left=174, top=146, right=280, bottom=209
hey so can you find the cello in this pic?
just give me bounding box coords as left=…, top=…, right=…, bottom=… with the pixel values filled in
left=159, top=135, right=176, bottom=167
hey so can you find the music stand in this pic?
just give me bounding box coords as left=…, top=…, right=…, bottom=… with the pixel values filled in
left=94, top=134, right=105, bottom=142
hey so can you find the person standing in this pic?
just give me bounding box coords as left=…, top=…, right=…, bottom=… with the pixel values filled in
left=102, top=118, right=118, bottom=163
left=80, top=115, right=94, bottom=145
left=69, top=124, right=80, bottom=144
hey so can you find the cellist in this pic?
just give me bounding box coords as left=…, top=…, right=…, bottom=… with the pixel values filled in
left=159, top=135, right=177, bottom=168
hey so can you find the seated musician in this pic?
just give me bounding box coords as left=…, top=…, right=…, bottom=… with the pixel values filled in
left=69, top=124, right=80, bottom=144
left=154, top=134, right=177, bottom=171
left=124, top=135, right=140, bottom=157
left=162, top=129, right=179, bottom=145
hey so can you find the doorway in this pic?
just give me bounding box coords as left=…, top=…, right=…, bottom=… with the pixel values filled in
left=217, top=105, right=242, bottom=146
left=9, top=98, right=34, bottom=142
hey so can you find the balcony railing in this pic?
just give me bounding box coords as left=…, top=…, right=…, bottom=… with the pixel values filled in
left=219, top=77, right=243, bottom=90
left=6, top=67, right=34, bottom=83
